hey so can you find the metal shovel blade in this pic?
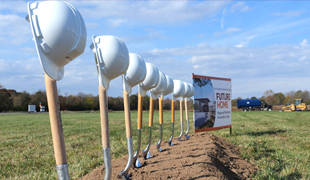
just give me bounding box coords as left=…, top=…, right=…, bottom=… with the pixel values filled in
left=146, top=151, right=152, bottom=159
left=168, top=122, right=174, bottom=146
left=156, top=124, right=163, bottom=152
left=118, top=138, right=133, bottom=180
left=156, top=145, right=162, bottom=152
left=142, top=127, right=152, bottom=160
left=184, top=119, right=190, bottom=140
left=177, top=122, right=184, bottom=141
left=135, top=158, right=142, bottom=168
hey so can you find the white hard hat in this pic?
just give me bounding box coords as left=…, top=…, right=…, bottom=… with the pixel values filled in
left=90, top=35, right=129, bottom=90
left=122, top=53, right=146, bottom=94
left=173, top=80, right=184, bottom=99
left=26, top=1, right=87, bottom=80
left=189, top=84, right=195, bottom=97
left=150, top=71, right=167, bottom=100
left=162, top=75, right=174, bottom=97
left=182, top=82, right=192, bottom=98
left=139, top=63, right=159, bottom=96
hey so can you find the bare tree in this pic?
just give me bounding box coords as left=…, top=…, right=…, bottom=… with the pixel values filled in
left=302, top=90, right=310, bottom=102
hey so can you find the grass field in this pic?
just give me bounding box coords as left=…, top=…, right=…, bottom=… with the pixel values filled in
left=0, top=111, right=309, bottom=179
left=210, top=111, right=310, bottom=180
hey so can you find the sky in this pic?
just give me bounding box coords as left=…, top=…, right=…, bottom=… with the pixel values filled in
left=1, top=0, right=310, bottom=99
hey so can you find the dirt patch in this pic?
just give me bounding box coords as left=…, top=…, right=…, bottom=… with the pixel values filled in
left=77, top=132, right=257, bottom=180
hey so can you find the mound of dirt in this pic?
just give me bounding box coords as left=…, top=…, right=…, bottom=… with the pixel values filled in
left=78, top=132, right=257, bottom=180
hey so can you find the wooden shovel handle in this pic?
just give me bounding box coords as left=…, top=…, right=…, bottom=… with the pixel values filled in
left=159, top=97, right=163, bottom=124
left=44, top=74, right=67, bottom=165
left=137, top=93, right=143, bottom=129
left=99, top=85, right=110, bottom=148
left=149, top=97, right=154, bottom=127
left=180, top=99, right=183, bottom=123
left=185, top=99, right=189, bottom=121
left=123, top=91, right=132, bottom=138
left=171, top=99, right=175, bottom=123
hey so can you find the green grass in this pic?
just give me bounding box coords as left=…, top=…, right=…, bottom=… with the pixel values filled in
left=210, top=111, right=310, bottom=180
left=0, top=111, right=192, bottom=179
left=0, top=111, right=310, bottom=179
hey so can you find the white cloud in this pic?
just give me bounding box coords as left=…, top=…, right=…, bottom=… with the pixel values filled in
left=272, top=11, right=303, bottom=17
left=0, top=13, right=32, bottom=45
left=230, top=2, right=253, bottom=13
left=241, top=6, right=252, bottom=12
left=144, top=41, right=310, bottom=98
left=299, top=56, right=307, bottom=61
left=107, top=18, right=127, bottom=28
left=73, top=1, right=229, bottom=25
left=0, top=1, right=28, bottom=13
left=235, top=35, right=257, bottom=48
left=300, top=39, right=308, bottom=47
left=215, top=27, right=242, bottom=36
left=121, top=29, right=169, bottom=45
left=230, top=2, right=245, bottom=12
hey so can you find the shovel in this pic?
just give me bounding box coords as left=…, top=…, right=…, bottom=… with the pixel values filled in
left=142, top=97, right=154, bottom=159
left=156, top=96, right=164, bottom=152
left=168, top=99, right=175, bottom=145
left=160, top=75, right=174, bottom=146
left=119, top=53, right=146, bottom=179
left=177, top=98, right=184, bottom=141
left=132, top=93, right=143, bottom=168
left=184, top=97, right=190, bottom=139
left=171, top=80, right=185, bottom=141
left=184, top=84, right=195, bottom=139
left=26, top=1, right=87, bottom=179
left=182, top=83, right=192, bottom=140
left=90, top=35, right=130, bottom=180
left=149, top=71, right=167, bottom=152
left=139, top=63, right=160, bottom=160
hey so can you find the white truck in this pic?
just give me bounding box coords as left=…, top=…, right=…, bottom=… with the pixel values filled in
left=28, top=105, right=36, bottom=113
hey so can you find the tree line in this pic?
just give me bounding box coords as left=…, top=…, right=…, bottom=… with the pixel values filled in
left=231, top=89, right=310, bottom=106
left=0, top=85, right=193, bottom=112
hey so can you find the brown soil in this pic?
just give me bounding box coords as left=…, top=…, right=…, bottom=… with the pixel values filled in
left=77, top=132, right=257, bottom=180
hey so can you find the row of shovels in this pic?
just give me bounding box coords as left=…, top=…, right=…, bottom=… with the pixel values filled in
left=91, top=36, right=195, bottom=179
left=26, top=1, right=194, bottom=180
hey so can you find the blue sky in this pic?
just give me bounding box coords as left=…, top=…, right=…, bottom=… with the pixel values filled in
left=1, top=1, right=310, bottom=99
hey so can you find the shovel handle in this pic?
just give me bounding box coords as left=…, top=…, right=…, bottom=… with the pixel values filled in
left=137, top=93, right=143, bottom=129
left=99, top=85, right=110, bottom=148
left=149, top=97, right=154, bottom=127
left=171, top=100, right=175, bottom=123
left=185, top=99, right=189, bottom=121
left=180, top=99, right=183, bottom=123
left=159, top=97, right=163, bottom=124
left=123, top=91, right=132, bottom=138
left=44, top=74, right=67, bottom=165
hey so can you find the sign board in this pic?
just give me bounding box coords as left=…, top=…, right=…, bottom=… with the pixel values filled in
left=193, top=74, right=232, bottom=132
left=40, top=106, right=46, bottom=112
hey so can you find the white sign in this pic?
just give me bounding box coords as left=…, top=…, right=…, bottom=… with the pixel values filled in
left=193, top=74, right=232, bottom=132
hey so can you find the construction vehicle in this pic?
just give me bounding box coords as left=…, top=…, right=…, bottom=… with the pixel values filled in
left=261, top=102, right=273, bottom=111
left=281, top=99, right=306, bottom=112
left=237, top=99, right=273, bottom=112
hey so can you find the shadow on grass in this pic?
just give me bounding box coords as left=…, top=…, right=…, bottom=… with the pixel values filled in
left=234, top=129, right=287, bottom=137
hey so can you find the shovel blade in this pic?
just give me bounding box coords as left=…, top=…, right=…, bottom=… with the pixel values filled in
left=135, top=158, right=142, bottom=168
left=146, top=151, right=152, bottom=159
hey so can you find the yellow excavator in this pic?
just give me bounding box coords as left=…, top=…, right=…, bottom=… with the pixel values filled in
left=281, top=99, right=306, bottom=112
